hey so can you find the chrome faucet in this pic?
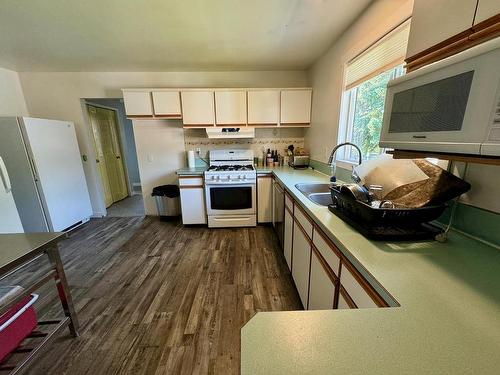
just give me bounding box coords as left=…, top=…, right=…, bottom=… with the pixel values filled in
left=327, top=142, right=362, bottom=183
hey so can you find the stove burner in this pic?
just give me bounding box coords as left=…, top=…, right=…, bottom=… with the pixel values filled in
left=207, top=164, right=254, bottom=172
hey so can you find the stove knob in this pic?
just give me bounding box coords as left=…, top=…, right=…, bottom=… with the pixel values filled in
left=239, top=175, right=245, bottom=180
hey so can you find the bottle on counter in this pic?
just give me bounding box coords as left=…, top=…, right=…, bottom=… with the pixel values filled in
left=267, top=148, right=273, bottom=167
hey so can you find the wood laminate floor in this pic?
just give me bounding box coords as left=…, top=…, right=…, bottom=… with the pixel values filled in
left=2, top=217, right=302, bottom=375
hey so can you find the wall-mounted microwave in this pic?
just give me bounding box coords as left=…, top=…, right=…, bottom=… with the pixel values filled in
left=380, top=37, right=500, bottom=157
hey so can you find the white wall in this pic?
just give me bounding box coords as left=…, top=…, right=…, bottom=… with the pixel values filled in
left=305, top=0, right=414, bottom=162
left=133, top=120, right=185, bottom=215
left=0, top=67, right=28, bottom=116
left=18, top=71, right=308, bottom=215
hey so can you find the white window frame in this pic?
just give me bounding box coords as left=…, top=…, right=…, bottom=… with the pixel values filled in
left=337, top=64, right=405, bottom=165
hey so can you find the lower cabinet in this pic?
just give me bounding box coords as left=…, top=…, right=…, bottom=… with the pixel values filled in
left=179, top=177, right=207, bottom=225
left=282, top=188, right=390, bottom=311
left=308, top=247, right=336, bottom=310
left=291, top=221, right=312, bottom=308
left=257, top=175, right=273, bottom=223
left=340, top=263, right=379, bottom=309
left=283, top=207, right=294, bottom=271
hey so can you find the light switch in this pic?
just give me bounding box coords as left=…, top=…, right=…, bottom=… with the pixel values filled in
left=147, top=154, right=154, bottom=162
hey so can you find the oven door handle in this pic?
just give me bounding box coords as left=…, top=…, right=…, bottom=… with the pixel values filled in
left=205, top=181, right=256, bottom=185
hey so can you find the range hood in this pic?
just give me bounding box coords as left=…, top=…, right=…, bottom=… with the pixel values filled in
left=205, top=127, right=255, bottom=139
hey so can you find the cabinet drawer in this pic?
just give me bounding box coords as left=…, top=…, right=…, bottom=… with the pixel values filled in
left=294, top=205, right=313, bottom=238
left=340, top=263, right=378, bottom=309
left=285, top=193, right=293, bottom=211
left=313, top=229, right=340, bottom=277
left=179, top=177, right=204, bottom=187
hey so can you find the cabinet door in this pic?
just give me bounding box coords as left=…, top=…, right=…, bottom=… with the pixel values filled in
left=247, top=90, right=280, bottom=125
left=312, top=230, right=341, bottom=277
left=340, top=263, right=378, bottom=309
left=215, top=91, right=247, bottom=125
left=152, top=91, right=181, bottom=117
left=406, top=0, right=477, bottom=58
left=291, top=222, right=312, bottom=308
left=179, top=182, right=207, bottom=224
left=257, top=176, right=272, bottom=223
left=123, top=91, right=153, bottom=116
left=308, top=249, right=335, bottom=310
left=474, top=0, right=500, bottom=24
left=280, top=89, right=312, bottom=125
left=181, top=91, right=215, bottom=126
left=283, top=208, right=293, bottom=271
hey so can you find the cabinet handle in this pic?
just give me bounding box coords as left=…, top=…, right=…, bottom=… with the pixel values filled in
left=412, top=135, right=427, bottom=139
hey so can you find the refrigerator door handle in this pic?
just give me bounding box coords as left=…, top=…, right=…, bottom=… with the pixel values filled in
left=0, top=156, right=12, bottom=193
left=28, top=157, right=39, bottom=182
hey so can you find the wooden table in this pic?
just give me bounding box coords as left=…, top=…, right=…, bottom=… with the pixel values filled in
left=0, top=232, right=79, bottom=374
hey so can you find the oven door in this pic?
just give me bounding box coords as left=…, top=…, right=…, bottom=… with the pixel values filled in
left=205, top=183, right=256, bottom=215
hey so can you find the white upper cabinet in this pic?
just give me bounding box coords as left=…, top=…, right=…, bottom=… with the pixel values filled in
left=474, top=0, right=500, bottom=24
left=280, top=89, right=312, bottom=125
left=247, top=90, right=280, bottom=125
left=181, top=91, right=215, bottom=126
left=406, top=0, right=478, bottom=58
left=152, top=91, right=181, bottom=117
left=215, top=90, right=247, bottom=125
left=123, top=90, right=153, bottom=116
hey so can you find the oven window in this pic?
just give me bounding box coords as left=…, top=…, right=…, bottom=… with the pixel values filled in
left=388, top=70, right=474, bottom=133
left=210, top=186, right=252, bottom=210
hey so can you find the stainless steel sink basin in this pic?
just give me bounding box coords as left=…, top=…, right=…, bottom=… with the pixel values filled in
left=295, top=183, right=333, bottom=206
left=308, top=193, right=333, bottom=206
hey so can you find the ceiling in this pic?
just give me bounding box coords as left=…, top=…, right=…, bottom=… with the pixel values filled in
left=0, top=0, right=372, bottom=72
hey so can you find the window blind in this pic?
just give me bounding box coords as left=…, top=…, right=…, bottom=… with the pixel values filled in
left=344, top=19, right=411, bottom=90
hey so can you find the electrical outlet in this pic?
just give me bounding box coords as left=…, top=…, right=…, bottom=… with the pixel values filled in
left=195, top=147, right=201, bottom=155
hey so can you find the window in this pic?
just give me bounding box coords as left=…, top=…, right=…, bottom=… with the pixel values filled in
left=338, top=20, right=410, bottom=163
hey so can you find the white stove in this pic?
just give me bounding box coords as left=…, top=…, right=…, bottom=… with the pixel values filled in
left=204, top=150, right=256, bottom=228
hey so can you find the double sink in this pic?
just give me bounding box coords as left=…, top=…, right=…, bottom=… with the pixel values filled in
left=295, top=183, right=333, bottom=206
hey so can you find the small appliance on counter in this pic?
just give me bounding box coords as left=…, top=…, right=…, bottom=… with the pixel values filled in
left=287, top=145, right=310, bottom=169
left=328, top=155, right=471, bottom=240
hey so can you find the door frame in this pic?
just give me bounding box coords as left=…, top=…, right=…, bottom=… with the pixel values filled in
left=84, top=101, right=132, bottom=212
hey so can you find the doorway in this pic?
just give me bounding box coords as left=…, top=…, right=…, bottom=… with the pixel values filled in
left=87, top=104, right=129, bottom=207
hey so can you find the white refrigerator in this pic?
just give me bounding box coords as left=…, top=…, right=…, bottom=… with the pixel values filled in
left=0, top=156, right=24, bottom=233
left=0, top=117, right=92, bottom=233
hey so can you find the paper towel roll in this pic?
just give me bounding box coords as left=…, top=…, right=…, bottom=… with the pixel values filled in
left=187, top=150, right=195, bottom=168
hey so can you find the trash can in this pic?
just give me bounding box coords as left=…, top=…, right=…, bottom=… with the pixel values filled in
left=151, top=185, right=181, bottom=221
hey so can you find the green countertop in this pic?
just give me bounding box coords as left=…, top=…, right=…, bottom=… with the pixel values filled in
left=242, top=167, right=500, bottom=375
left=176, top=166, right=208, bottom=175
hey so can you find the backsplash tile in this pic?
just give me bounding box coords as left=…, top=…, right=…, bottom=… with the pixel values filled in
left=184, top=128, right=305, bottom=160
